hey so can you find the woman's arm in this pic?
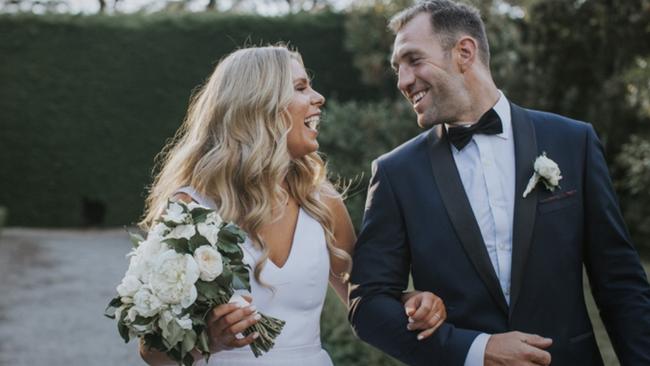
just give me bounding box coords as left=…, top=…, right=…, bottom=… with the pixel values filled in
left=323, top=193, right=356, bottom=305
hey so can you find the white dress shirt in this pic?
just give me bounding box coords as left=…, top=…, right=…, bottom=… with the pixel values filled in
left=447, top=92, right=515, bottom=366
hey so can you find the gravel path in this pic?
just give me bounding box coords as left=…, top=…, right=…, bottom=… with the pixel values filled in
left=0, top=228, right=146, bottom=366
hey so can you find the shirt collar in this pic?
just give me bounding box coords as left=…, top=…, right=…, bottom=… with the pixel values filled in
left=492, top=90, right=511, bottom=141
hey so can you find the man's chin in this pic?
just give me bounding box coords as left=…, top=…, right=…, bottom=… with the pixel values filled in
left=417, top=115, right=443, bottom=129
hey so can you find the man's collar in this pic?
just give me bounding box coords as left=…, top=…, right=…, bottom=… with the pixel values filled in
left=492, top=90, right=511, bottom=140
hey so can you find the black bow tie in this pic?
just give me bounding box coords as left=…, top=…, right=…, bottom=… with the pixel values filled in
left=447, top=108, right=503, bottom=150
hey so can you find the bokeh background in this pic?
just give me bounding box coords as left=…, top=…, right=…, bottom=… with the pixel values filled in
left=1, top=0, right=649, bottom=365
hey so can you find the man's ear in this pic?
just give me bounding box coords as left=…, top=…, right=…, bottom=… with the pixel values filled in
left=455, top=36, right=478, bottom=73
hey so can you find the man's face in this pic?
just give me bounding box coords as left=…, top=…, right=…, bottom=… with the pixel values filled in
left=391, top=13, right=467, bottom=128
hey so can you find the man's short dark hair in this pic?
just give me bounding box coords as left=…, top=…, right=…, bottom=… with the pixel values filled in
left=389, top=0, right=490, bottom=66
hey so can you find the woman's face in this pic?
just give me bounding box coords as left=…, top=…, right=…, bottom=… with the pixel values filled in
left=286, top=59, right=325, bottom=159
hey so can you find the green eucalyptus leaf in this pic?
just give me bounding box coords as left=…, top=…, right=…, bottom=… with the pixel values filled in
left=164, top=238, right=190, bottom=253
left=189, top=234, right=210, bottom=252
left=232, top=266, right=251, bottom=290
left=104, top=297, right=122, bottom=318
left=162, top=319, right=184, bottom=349
left=217, top=240, right=240, bottom=254
left=182, top=330, right=197, bottom=354
left=214, top=267, right=233, bottom=288
left=197, top=330, right=210, bottom=353
left=191, top=207, right=213, bottom=223
left=218, top=224, right=246, bottom=244
left=133, top=315, right=154, bottom=326
left=195, top=280, right=221, bottom=301
left=183, top=352, right=195, bottom=366
left=118, top=310, right=130, bottom=343
left=128, top=232, right=145, bottom=248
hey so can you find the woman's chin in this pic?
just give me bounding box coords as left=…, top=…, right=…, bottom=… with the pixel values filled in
left=289, top=143, right=319, bottom=159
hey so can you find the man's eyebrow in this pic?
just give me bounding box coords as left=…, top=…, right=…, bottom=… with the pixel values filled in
left=391, top=49, right=419, bottom=69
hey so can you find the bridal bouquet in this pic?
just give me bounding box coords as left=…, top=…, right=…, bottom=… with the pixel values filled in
left=105, top=200, right=285, bottom=365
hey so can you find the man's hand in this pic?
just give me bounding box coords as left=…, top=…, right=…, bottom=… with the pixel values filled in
left=485, top=331, right=553, bottom=366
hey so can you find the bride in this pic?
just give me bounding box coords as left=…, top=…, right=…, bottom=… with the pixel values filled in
left=138, top=45, right=446, bottom=365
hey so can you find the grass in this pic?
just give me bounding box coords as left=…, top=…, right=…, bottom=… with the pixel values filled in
left=320, top=256, right=650, bottom=366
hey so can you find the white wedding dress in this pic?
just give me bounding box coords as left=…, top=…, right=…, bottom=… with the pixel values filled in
left=175, top=187, right=334, bottom=366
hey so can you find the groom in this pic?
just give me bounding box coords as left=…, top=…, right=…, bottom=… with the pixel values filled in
left=348, top=1, right=650, bottom=365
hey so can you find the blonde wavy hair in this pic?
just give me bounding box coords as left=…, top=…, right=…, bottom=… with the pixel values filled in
left=140, top=45, right=351, bottom=283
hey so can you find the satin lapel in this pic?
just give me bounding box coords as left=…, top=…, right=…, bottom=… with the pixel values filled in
left=426, top=127, right=509, bottom=315
left=508, top=103, right=538, bottom=318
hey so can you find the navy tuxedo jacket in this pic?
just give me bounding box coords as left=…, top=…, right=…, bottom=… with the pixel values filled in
left=348, top=103, right=650, bottom=365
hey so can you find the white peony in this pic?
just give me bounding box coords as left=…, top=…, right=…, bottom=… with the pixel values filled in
left=162, top=202, right=189, bottom=224
left=117, top=275, right=142, bottom=298
left=126, top=237, right=168, bottom=282
left=132, top=287, right=163, bottom=318
left=150, top=250, right=200, bottom=308
left=167, top=224, right=196, bottom=240
left=193, top=245, right=223, bottom=281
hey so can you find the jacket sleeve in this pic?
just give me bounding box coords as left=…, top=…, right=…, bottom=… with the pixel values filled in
left=582, top=125, right=650, bottom=365
left=348, top=159, right=481, bottom=366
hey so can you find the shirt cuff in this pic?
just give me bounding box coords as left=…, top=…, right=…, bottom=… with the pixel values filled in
left=463, top=333, right=491, bottom=366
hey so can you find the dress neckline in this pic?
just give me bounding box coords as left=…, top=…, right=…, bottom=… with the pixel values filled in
left=266, top=207, right=303, bottom=270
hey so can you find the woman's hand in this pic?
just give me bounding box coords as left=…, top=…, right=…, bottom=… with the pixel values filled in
left=206, top=296, right=260, bottom=352
left=401, top=290, right=447, bottom=341
left=139, top=297, right=260, bottom=365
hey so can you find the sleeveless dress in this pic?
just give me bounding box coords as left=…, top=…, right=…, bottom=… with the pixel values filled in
left=175, top=187, right=334, bottom=366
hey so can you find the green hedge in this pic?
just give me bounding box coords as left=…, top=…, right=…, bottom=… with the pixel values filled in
left=0, top=13, right=380, bottom=226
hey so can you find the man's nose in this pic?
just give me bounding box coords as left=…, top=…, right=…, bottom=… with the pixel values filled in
left=397, top=66, right=415, bottom=95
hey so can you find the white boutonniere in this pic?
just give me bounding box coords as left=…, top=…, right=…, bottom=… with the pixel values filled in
left=523, top=152, right=562, bottom=198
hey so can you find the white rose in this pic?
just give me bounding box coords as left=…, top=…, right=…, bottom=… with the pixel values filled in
left=117, top=275, right=142, bottom=298
left=162, top=202, right=189, bottom=224
left=193, top=245, right=223, bottom=281
left=167, top=224, right=196, bottom=240
left=197, top=222, right=220, bottom=245
left=150, top=250, right=200, bottom=308
left=132, top=287, right=163, bottom=318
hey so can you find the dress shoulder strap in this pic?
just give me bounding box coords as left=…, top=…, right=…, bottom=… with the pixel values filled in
left=174, top=186, right=217, bottom=209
